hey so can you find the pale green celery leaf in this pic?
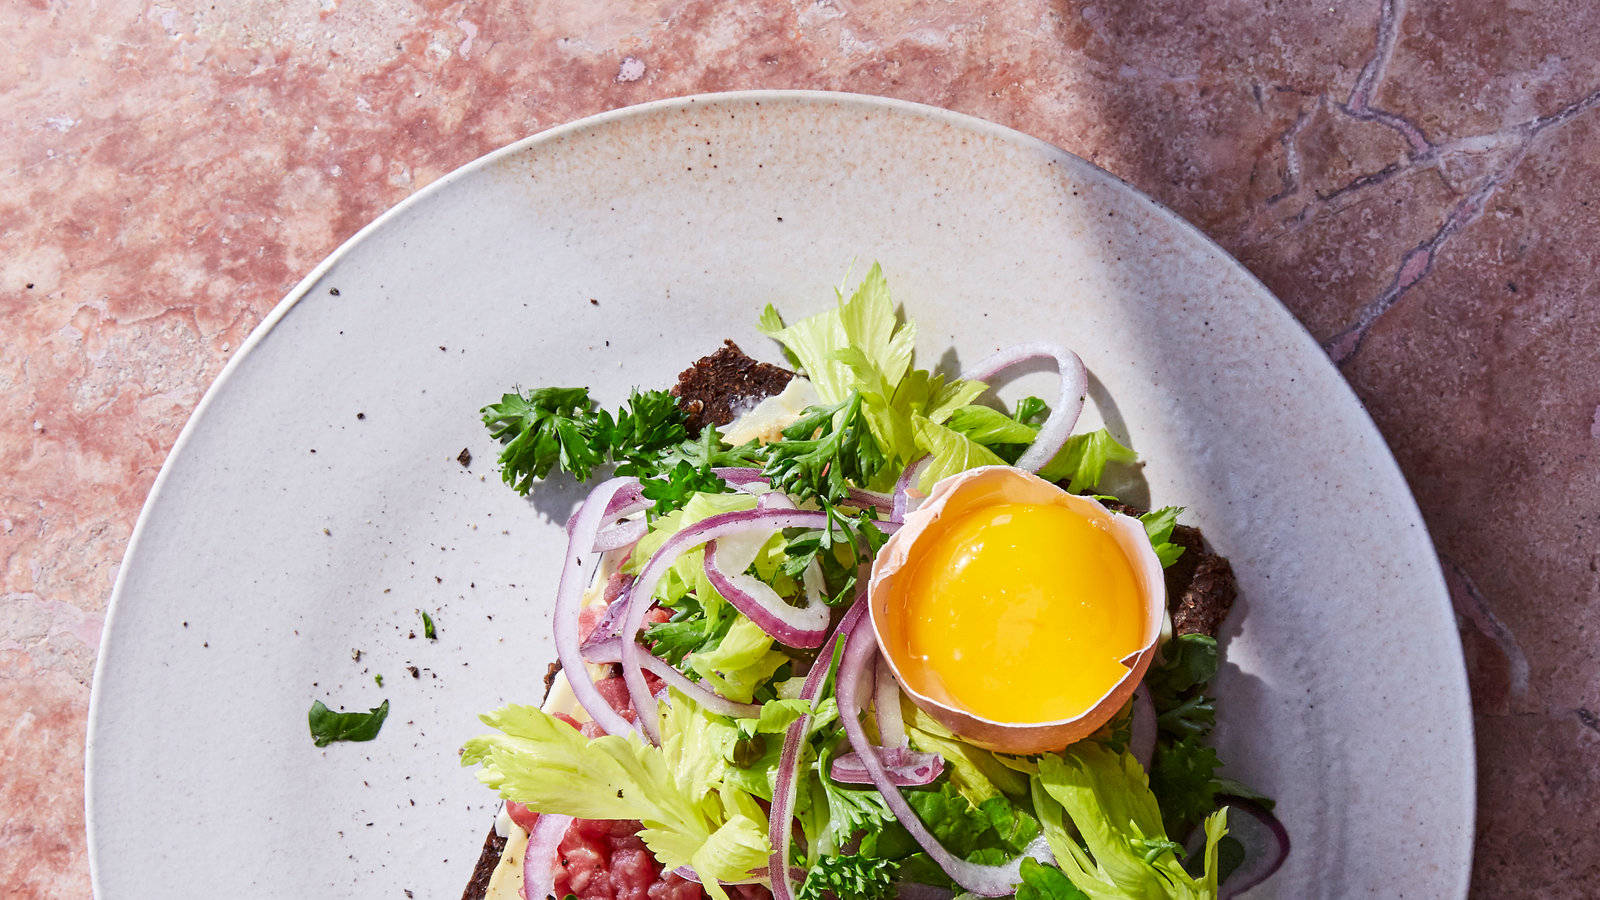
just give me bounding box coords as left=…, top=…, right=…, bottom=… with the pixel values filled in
left=736, top=697, right=814, bottom=736
left=912, top=416, right=1008, bottom=492
left=854, top=367, right=988, bottom=486
left=1036, top=430, right=1139, bottom=492
left=1032, top=744, right=1226, bottom=900
left=461, top=702, right=771, bottom=891
left=835, top=262, right=916, bottom=390
left=923, top=376, right=988, bottom=425
left=1197, top=809, right=1227, bottom=895
left=946, top=404, right=1041, bottom=446
left=902, top=698, right=1029, bottom=803
left=760, top=263, right=913, bottom=404
left=763, top=264, right=989, bottom=490
left=662, top=690, right=741, bottom=797
left=689, top=615, right=790, bottom=703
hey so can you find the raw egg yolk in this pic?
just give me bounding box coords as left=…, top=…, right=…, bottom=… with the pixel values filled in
left=887, top=501, right=1144, bottom=724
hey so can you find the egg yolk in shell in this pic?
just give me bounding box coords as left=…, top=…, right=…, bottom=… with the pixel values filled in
left=885, top=501, right=1145, bottom=724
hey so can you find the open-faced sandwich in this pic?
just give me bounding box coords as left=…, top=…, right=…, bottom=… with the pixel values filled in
left=460, top=266, right=1289, bottom=900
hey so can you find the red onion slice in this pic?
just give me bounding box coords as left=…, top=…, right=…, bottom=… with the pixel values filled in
left=1130, top=685, right=1157, bottom=772
left=891, top=456, right=930, bottom=524
left=1195, top=797, right=1291, bottom=898
left=522, top=812, right=572, bottom=900
left=618, top=508, right=835, bottom=743
left=874, top=656, right=907, bottom=749
left=703, top=539, right=831, bottom=649
left=593, top=516, right=648, bottom=552
left=555, top=478, right=641, bottom=737
left=830, top=746, right=943, bottom=786
left=769, top=596, right=868, bottom=900
left=714, top=467, right=770, bottom=493
left=835, top=616, right=1050, bottom=896
left=579, top=636, right=761, bottom=718
left=847, top=485, right=895, bottom=512
left=962, top=343, right=1088, bottom=473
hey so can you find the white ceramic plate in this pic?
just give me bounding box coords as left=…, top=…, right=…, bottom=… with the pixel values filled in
left=86, top=91, right=1473, bottom=898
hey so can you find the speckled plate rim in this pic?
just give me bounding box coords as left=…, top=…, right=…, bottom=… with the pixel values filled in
left=84, top=89, right=1475, bottom=896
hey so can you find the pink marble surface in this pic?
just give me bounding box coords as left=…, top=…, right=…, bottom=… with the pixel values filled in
left=3, top=0, right=1597, bottom=895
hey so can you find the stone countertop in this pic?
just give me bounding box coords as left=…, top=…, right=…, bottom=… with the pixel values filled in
left=3, top=0, right=1596, bottom=896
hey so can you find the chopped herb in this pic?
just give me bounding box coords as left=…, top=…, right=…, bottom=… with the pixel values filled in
left=481, top=387, right=688, bottom=494
left=374, top=674, right=384, bottom=687
left=760, top=392, right=887, bottom=507
left=420, top=609, right=437, bottom=640
left=1139, top=506, right=1187, bottom=568
left=308, top=699, right=389, bottom=747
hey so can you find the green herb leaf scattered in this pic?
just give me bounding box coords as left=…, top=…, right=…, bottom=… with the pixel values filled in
left=308, top=699, right=389, bottom=747
left=420, top=609, right=437, bottom=640
left=1139, top=506, right=1188, bottom=568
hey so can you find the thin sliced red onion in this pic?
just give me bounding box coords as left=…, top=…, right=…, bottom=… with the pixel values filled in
left=836, top=617, right=1050, bottom=896
left=714, top=467, right=770, bottom=492
left=593, top=516, right=648, bottom=552
left=579, top=636, right=761, bottom=718
left=565, top=483, right=648, bottom=539
left=1195, top=797, right=1291, bottom=898
left=673, top=866, right=778, bottom=887
left=830, top=746, right=943, bottom=786
left=554, top=478, right=640, bottom=737
left=891, top=456, right=929, bottom=523
left=874, top=656, right=907, bottom=749
left=962, top=343, right=1088, bottom=473
left=846, top=485, right=895, bottom=512
left=580, top=578, right=637, bottom=646
left=1130, top=685, right=1157, bottom=772
left=522, top=812, right=572, bottom=900
left=619, top=508, right=835, bottom=743
left=769, top=596, right=868, bottom=900
left=703, top=540, right=831, bottom=649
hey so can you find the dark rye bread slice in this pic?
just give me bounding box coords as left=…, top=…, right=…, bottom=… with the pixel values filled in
left=1098, top=499, right=1237, bottom=638
left=671, top=340, right=795, bottom=434
left=461, top=350, right=795, bottom=900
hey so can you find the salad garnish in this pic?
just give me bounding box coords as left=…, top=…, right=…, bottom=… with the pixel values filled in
left=462, top=265, right=1287, bottom=899
left=307, top=698, right=389, bottom=748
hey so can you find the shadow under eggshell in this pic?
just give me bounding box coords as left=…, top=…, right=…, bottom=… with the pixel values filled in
left=868, top=465, right=1167, bottom=755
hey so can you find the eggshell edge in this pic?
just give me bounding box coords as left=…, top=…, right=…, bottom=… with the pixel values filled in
left=868, top=465, right=1168, bottom=755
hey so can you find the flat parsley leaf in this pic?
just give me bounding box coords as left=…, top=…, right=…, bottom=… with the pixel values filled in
left=1139, top=506, right=1188, bottom=568
left=1149, top=736, right=1222, bottom=837
left=481, top=387, right=689, bottom=495
left=308, top=699, right=390, bottom=747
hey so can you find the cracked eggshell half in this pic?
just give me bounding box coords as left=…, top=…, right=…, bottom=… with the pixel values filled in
left=867, top=465, right=1167, bottom=754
